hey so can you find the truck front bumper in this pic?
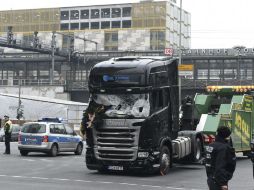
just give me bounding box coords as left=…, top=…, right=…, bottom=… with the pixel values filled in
left=86, top=148, right=160, bottom=172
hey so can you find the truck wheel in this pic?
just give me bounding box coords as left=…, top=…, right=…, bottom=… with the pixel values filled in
left=50, top=144, right=58, bottom=157
left=159, top=145, right=171, bottom=176
left=74, top=143, right=83, bottom=155
left=194, top=138, right=202, bottom=162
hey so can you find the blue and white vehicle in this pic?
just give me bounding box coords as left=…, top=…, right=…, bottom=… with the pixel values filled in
left=18, top=118, right=83, bottom=156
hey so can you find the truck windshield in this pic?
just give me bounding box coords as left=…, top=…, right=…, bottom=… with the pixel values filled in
left=92, top=93, right=150, bottom=118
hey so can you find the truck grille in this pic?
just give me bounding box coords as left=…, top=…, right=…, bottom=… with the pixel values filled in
left=94, top=119, right=142, bottom=161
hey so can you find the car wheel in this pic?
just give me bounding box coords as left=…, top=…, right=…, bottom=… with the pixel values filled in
left=159, top=145, right=171, bottom=176
left=75, top=143, right=83, bottom=155
left=20, top=150, right=29, bottom=156
left=50, top=144, right=58, bottom=157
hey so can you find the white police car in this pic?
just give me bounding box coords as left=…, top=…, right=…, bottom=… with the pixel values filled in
left=18, top=118, right=83, bottom=156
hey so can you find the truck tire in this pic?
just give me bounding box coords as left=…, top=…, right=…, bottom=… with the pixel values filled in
left=159, top=145, right=171, bottom=176
left=193, top=137, right=202, bottom=162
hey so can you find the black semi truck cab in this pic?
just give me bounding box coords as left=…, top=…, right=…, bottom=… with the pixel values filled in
left=85, top=56, right=203, bottom=175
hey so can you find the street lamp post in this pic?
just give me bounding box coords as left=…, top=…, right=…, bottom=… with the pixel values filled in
left=178, top=0, right=183, bottom=110
left=51, top=31, right=56, bottom=85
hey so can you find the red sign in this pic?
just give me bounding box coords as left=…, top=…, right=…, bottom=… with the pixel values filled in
left=164, top=48, right=173, bottom=56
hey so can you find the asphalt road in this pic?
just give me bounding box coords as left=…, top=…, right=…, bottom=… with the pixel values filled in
left=0, top=142, right=253, bottom=190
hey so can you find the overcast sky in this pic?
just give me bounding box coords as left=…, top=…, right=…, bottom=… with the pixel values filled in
left=0, top=0, right=253, bottom=49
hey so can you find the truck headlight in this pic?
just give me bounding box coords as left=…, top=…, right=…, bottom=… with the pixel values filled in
left=138, top=152, right=149, bottom=158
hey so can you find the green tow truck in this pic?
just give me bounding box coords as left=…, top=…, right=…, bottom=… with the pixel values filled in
left=181, top=85, right=254, bottom=155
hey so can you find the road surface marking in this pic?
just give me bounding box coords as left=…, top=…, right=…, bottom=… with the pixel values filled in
left=0, top=174, right=203, bottom=190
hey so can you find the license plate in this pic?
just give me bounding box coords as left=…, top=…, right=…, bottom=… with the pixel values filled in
left=25, top=138, right=37, bottom=144
left=108, top=166, right=123, bottom=171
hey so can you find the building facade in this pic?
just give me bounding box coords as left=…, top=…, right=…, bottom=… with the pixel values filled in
left=1, top=48, right=254, bottom=102
left=0, top=0, right=191, bottom=52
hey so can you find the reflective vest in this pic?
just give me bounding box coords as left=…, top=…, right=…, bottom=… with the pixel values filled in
left=4, top=120, right=12, bottom=134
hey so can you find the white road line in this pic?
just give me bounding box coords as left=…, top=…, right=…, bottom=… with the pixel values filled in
left=22, top=159, right=35, bottom=162
left=0, top=174, right=203, bottom=190
left=74, top=179, right=92, bottom=183
left=31, top=177, right=49, bottom=180
left=40, top=159, right=52, bottom=162
left=98, top=181, right=113, bottom=184
left=52, top=178, right=70, bottom=181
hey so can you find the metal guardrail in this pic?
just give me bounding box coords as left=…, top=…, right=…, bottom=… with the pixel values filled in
left=0, top=79, right=66, bottom=86
left=181, top=79, right=254, bottom=89
left=0, top=36, right=69, bottom=58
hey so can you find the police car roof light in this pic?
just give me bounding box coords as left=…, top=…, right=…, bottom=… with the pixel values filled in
left=38, top=117, right=62, bottom=123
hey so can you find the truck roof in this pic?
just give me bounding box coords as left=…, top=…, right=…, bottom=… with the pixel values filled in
left=93, top=56, right=176, bottom=70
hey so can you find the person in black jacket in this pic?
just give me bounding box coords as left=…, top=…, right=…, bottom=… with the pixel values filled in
left=205, top=126, right=236, bottom=190
left=80, top=100, right=105, bottom=147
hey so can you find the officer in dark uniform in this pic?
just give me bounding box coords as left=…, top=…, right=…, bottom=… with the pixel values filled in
left=3, top=115, right=12, bottom=154
left=205, top=126, right=236, bottom=190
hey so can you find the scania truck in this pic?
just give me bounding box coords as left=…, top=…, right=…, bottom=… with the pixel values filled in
left=85, top=56, right=203, bottom=175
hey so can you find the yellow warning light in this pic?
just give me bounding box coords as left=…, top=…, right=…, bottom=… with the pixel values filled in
left=206, top=85, right=254, bottom=93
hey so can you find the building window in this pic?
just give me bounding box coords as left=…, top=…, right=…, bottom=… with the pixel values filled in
left=91, top=22, right=100, bottom=29
left=61, top=11, right=69, bottom=20
left=122, top=7, right=131, bottom=17
left=158, top=31, right=165, bottom=41
left=197, top=69, right=208, bottom=79
left=112, top=21, right=121, bottom=28
left=112, top=8, right=121, bottom=18
left=104, top=32, right=118, bottom=51
left=101, top=21, right=110, bottom=29
left=112, top=33, right=118, bottom=41
left=122, top=20, right=131, bottom=28
left=70, top=23, right=79, bottom=30
left=80, top=9, right=89, bottom=19
left=70, top=10, right=79, bottom=20
left=150, top=30, right=165, bottom=50
left=60, top=23, right=69, bottom=30
left=91, top=9, right=100, bottom=19
left=210, top=69, right=220, bottom=80
left=80, top=22, right=89, bottom=30
left=101, top=8, right=110, bottom=18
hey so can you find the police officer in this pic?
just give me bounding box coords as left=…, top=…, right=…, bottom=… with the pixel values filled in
left=3, top=115, right=12, bottom=154
left=205, top=126, right=236, bottom=190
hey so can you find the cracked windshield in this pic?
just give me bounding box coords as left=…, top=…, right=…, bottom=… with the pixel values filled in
left=93, top=94, right=150, bottom=118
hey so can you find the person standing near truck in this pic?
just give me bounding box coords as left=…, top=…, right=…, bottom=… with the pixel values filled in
left=3, top=115, right=12, bottom=154
left=205, top=126, right=236, bottom=190
left=80, top=99, right=105, bottom=146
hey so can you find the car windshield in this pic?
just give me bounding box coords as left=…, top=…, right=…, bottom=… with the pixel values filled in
left=21, top=123, right=46, bottom=133
left=92, top=93, right=150, bottom=118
